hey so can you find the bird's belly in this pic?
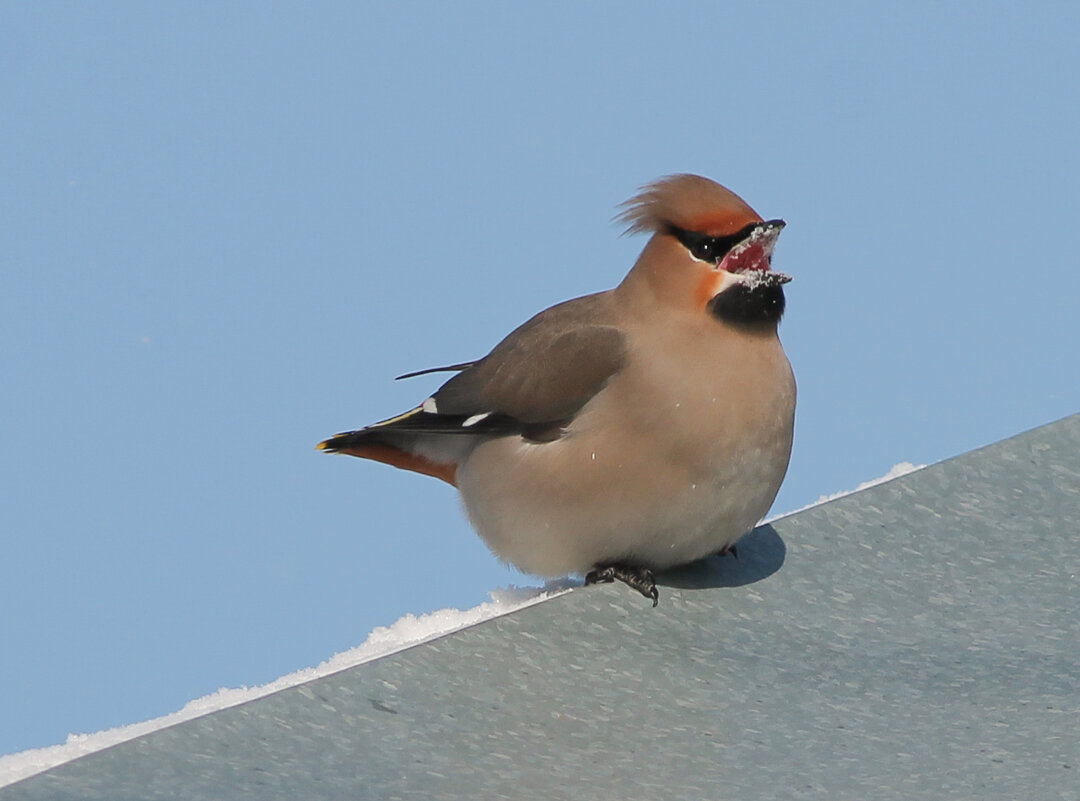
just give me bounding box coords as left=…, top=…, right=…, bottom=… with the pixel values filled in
left=456, top=404, right=793, bottom=576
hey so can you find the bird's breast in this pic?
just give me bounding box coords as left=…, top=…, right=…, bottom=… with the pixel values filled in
left=457, top=328, right=795, bottom=576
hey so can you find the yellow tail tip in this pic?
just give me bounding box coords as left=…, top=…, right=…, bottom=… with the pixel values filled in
left=316, top=440, right=331, bottom=451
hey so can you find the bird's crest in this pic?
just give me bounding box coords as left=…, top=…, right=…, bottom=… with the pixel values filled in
left=615, top=174, right=762, bottom=238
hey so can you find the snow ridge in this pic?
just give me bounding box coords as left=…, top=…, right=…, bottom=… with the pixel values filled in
left=0, top=582, right=573, bottom=789
left=767, top=461, right=924, bottom=522
left=0, top=463, right=923, bottom=788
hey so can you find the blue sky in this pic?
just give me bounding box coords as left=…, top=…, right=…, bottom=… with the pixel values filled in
left=3, top=2, right=1078, bottom=756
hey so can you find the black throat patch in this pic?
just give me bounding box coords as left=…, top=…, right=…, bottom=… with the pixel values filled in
left=707, top=283, right=786, bottom=328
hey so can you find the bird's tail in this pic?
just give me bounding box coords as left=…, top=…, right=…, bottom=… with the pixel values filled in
left=316, top=428, right=379, bottom=454
left=316, top=427, right=458, bottom=486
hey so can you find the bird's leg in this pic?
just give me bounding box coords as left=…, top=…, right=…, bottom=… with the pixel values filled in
left=585, top=563, right=659, bottom=607
left=715, top=543, right=738, bottom=559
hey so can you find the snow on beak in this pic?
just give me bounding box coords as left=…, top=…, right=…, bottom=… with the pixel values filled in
left=720, top=220, right=791, bottom=286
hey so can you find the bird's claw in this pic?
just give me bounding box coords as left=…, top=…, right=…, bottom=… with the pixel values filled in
left=585, top=564, right=659, bottom=607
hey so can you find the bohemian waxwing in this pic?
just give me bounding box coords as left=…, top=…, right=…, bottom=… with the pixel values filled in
left=319, top=174, right=796, bottom=605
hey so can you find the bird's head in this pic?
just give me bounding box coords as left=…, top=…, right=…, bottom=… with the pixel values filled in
left=616, top=174, right=790, bottom=328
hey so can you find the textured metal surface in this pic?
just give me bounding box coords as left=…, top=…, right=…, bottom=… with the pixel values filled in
left=6, top=414, right=1079, bottom=800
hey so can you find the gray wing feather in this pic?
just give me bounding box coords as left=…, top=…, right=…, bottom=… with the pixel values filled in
left=434, top=293, right=626, bottom=425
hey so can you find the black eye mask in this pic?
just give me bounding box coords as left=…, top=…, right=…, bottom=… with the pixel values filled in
left=667, top=221, right=761, bottom=264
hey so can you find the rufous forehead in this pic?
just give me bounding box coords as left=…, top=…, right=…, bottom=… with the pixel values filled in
left=685, top=209, right=764, bottom=238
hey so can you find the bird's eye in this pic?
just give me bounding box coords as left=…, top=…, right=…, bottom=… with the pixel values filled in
left=689, top=239, right=714, bottom=262
left=669, top=222, right=764, bottom=266
left=670, top=226, right=721, bottom=264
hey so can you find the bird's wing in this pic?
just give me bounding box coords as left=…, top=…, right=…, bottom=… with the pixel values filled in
left=432, top=322, right=626, bottom=433
left=395, top=361, right=477, bottom=380
left=322, top=293, right=627, bottom=445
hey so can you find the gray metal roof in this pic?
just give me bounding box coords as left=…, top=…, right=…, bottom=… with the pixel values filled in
left=6, top=414, right=1079, bottom=800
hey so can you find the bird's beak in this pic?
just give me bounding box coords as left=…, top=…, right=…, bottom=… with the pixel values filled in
left=720, top=219, right=791, bottom=285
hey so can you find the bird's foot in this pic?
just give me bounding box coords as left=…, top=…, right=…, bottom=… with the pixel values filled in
left=715, top=544, right=738, bottom=559
left=585, top=563, right=659, bottom=607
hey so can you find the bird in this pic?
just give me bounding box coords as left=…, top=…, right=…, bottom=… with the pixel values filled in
left=318, top=174, right=795, bottom=606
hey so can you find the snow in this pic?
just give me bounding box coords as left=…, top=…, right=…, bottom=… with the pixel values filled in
left=767, top=461, right=925, bottom=522
left=0, top=581, right=573, bottom=789
left=0, top=462, right=923, bottom=789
